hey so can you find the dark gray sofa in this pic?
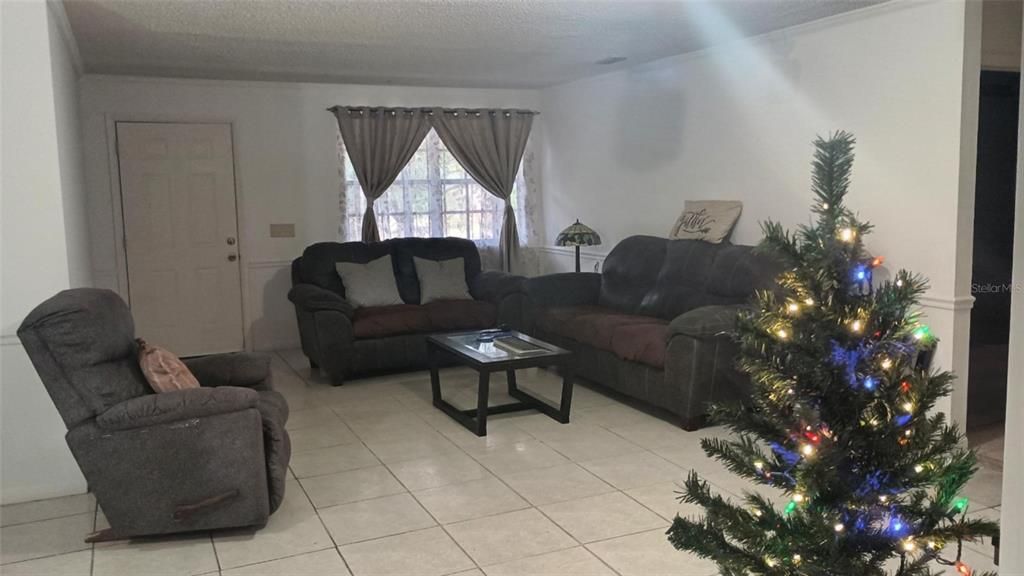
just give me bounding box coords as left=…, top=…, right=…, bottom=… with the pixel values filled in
left=17, top=289, right=290, bottom=540
left=289, top=237, right=526, bottom=385
left=525, top=236, right=780, bottom=430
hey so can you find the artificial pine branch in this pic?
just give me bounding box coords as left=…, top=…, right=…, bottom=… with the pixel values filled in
left=668, top=133, right=998, bottom=575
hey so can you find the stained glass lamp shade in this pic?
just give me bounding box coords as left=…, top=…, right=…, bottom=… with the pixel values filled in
left=556, top=219, right=602, bottom=272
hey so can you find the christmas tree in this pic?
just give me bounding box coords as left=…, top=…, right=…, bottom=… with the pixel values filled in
left=667, top=132, right=999, bottom=575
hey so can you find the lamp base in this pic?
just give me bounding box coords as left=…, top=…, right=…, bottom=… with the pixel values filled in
left=575, top=245, right=581, bottom=273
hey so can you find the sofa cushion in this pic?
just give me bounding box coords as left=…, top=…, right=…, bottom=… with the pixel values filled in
left=598, top=235, right=668, bottom=314
left=424, top=300, right=497, bottom=331
left=352, top=305, right=431, bottom=338
left=638, top=239, right=720, bottom=319
left=706, top=245, right=782, bottom=298
left=535, top=306, right=667, bottom=367
left=610, top=323, right=669, bottom=368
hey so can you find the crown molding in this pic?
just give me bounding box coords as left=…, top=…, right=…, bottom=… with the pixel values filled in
left=47, top=0, right=84, bottom=75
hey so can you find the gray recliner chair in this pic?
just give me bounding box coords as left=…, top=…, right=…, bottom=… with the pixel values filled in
left=17, top=288, right=291, bottom=541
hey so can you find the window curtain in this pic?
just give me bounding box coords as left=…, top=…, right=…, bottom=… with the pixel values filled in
left=330, top=106, right=432, bottom=242
left=431, top=109, right=535, bottom=272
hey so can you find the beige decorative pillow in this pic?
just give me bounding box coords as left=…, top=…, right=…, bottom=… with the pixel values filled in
left=670, top=200, right=743, bottom=244
left=137, top=339, right=201, bottom=393
left=335, top=255, right=404, bottom=308
left=413, top=257, right=472, bottom=303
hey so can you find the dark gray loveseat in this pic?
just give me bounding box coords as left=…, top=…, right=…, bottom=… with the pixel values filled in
left=17, top=289, right=290, bottom=540
left=526, top=235, right=780, bottom=430
left=289, top=237, right=526, bottom=384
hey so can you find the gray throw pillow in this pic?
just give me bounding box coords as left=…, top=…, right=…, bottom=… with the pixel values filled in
left=335, top=255, right=404, bottom=308
left=414, top=257, right=472, bottom=303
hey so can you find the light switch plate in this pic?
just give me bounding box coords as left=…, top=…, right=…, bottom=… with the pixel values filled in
left=269, top=223, right=295, bottom=238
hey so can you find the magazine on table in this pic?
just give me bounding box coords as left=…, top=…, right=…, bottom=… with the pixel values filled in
left=492, top=336, right=547, bottom=355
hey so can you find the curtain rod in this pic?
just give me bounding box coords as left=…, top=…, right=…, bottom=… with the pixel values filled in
left=325, top=106, right=539, bottom=116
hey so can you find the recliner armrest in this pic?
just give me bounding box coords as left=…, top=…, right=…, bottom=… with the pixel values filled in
left=288, top=284, right=355, bottom=317
left=525, top=273, right=601, bottom=308
left=470, top=270, right=526, bottom=304
left=184, top=353, right=271, bottom=389
left=96, top=387, right=259, bottom=430
left=669, top=304, right=750, bottom=339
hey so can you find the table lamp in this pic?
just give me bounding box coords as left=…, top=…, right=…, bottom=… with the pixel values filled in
left=556, top=219, right=602, bottom=273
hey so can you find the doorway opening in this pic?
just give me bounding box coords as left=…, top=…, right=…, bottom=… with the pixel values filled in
left=967, top=70, right=1019, bottom=468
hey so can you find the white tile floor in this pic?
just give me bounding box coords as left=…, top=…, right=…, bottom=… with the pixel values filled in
left=0, top=350, right=1004, bottom=575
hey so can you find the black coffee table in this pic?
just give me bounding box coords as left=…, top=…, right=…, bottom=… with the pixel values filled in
left=427, top=330, right=574, bottom=437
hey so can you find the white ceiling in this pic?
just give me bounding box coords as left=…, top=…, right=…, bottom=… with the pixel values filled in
left=64, top=0, right=884, bottom=89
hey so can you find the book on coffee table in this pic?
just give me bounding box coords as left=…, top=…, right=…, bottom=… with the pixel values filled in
left=493, top=336, right=547, bottom=356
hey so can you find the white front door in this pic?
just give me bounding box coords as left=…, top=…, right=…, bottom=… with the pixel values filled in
left=116, top=122, right=243, bottom=356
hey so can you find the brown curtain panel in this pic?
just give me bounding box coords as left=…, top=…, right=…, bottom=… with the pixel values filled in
left=431, top=109, right=534, bottom=272
left=331, top=107, right=432, bottom=242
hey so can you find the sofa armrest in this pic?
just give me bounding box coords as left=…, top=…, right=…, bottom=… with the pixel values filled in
left=470, top=271, right=526, bottom=304
left=96, top=387, right=259, bottom=431
left=184, top=352, right=271, bottom=389
left=288, top=283, right=355, bottom=317
left=669, top=304, right=749, bottom=339
left=525, top=273, right=601, bottom=308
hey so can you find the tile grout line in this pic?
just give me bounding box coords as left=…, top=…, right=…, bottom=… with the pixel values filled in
left=387, top=461, right=484, bottom=573
left=90, top=505, right=98, bottom=576
left=209, top=532, right=222, bottom=575
left=0, top=507, right=97, bottom=529
left=273, top=351, right=358, bottom=576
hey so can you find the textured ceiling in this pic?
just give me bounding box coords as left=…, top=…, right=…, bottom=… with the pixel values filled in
left=64, top=0, right=884, bottom=88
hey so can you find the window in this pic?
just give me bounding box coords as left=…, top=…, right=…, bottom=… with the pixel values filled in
left=338, top=130, right=527, bottom=243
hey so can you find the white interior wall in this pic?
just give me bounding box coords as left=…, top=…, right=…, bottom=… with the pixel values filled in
left=50, top=4, right=91, bottom=289
left=79, top=77, right=540, bottom=352
left=537, top=1, right=980, bottom=421
left=997, top=4, right=1024, bottom=570
left=1, top=0, right=92, bottom=504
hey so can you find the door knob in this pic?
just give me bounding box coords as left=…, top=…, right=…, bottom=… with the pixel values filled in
left=227, top=237, right=236, bottom=245
left=228, top=254, right=237, bottom=262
